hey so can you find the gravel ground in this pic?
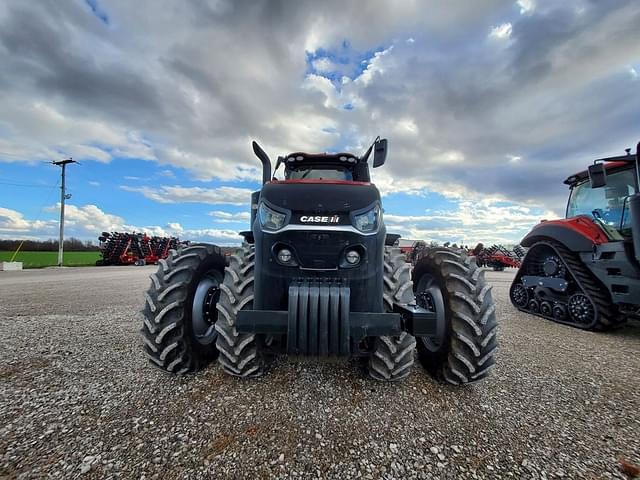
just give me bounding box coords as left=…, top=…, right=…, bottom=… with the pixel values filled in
left=1, top=266, right=639, bottom=479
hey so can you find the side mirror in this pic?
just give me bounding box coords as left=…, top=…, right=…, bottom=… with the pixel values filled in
left=373, top=138, right=387, bottom=168
left=588, top=163, right=607, bottom=188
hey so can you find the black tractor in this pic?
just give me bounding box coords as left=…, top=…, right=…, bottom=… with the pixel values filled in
left=141, top=139, right=497, bottom=384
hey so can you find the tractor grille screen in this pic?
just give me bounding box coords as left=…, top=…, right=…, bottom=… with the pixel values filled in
left=280, top=231, right=354, bottom=269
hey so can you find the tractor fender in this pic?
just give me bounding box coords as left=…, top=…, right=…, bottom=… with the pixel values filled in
left=520, top=218, right=606, bottom=252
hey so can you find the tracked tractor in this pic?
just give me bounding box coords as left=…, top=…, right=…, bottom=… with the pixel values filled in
left=141, top=139, right=497, bottom=384
left=510, top=143, right=640, bottom=330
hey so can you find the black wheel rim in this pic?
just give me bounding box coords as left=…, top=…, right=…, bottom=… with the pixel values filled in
left=568, top=293, right=595, bottom=324
left=191, top=271, right=222, bottom=345
left=553, top=304, right=567, bottom=320
left=511, top=284, right=528, bottom=307
left=540, top=301, right=553, bottom=316
left=415, top=273, right=447, bottom=353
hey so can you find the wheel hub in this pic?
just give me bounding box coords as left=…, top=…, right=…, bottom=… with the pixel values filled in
left=543, top=259, right=559, bottom=276
left=203, top=287, right=219, bottom=324
left=542, top=255, right=565, bottom=277
left=416, top=292, right=435, bottom=312
left=191, top=273, right=222, bottom=346
left=568, top=293, right=595, bottom=324
left=415, top=274, right=447, bottom=354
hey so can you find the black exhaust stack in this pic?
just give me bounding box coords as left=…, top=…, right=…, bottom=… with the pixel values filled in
left=252, top=141, right=272, bottom=184
left=630, top=141, right=640, bottom=263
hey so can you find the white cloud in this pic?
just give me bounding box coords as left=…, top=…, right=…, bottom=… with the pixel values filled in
left=354, top=46, right=394, bottom=87
left=167, top=222, right=184, bottom=233
left=158, top=169, right=176, bottom=178
left=630, top=66, right=638, bottom=79
left=208, top=210, right=251, bottom=222
left=0, top=102, right=154, bottom=164
left=384, top=199, right=556, bottom=245
left=1, top=0, right=640, bottom=228
left=46, top=203, right=127, bottom=234
left=121, top=185, right=253, bottom=205
left=0, top=207, right=55, bottom=233
left=160, top=148, right=260, bottom=182
left=1, top=203, right=244, bottom=245
left=517, top=0, right=535, bottom=15
left=312, top=57, right=338, bottom=73
left=489, top=23, right=513, bottom=39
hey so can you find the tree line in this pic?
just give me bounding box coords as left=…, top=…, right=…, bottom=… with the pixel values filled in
left=0, top=238, right=100, bottom=252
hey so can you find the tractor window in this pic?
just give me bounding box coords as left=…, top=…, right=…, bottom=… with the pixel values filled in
left=285, top=165, right=353, bottom=181
left=567, top=168, right=637, bottom=236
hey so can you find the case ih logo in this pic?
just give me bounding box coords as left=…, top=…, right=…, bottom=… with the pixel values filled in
left=299, top=215, right=340, bottom=224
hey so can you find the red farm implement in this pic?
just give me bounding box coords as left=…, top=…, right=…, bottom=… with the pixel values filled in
left=96, top=232, right=184, bottom=266
left=474, top=244, right=525, bottom=271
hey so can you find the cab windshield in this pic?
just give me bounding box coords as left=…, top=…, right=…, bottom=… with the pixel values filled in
left=285, top=165, right=353, bottom=181
left=566, top=167, right=637, bottom=236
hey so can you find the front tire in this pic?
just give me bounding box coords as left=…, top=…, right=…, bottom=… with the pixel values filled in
left=141, top=244, right=226, bottom=373
left=367, top=247, right=416, bottom=381
left=413, top=248, right=497, bottom=385
left=215, top=245, right=265, bottom=378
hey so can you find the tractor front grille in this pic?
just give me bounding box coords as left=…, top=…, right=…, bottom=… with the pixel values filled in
left=278, top=230, right=355, bottom=269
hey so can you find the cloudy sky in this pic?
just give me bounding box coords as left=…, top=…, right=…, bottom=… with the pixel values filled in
left=1, top=0, right=639, bottom=246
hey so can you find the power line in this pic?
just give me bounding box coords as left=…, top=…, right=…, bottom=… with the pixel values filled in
left=0, top=180, right=57, bottom=188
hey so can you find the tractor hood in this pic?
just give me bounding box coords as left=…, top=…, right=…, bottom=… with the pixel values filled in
left=260, top=180, right=380, bottom=224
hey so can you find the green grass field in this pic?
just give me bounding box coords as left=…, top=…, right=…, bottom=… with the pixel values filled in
left=0, top=251, right=101, bottom=268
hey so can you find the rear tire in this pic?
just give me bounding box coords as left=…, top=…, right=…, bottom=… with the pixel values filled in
left=367, top=247, right=416, bottom=381
left=413, top=248, right=497, bottom=385
left=215, top=245, right=265, bottom=378
left=141, top=244, right=226, bottom=373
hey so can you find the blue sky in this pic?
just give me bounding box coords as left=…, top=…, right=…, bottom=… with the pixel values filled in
left=1, top=0, right=639, bottom=245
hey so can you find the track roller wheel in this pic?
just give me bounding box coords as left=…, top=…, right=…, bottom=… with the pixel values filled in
left=527, top=299, right=540, bottom=313
left=510, top=283, right=528, bottom=308
left=568, top=293, right=596, bottom=325
left=540, top=301, right=553, bottom=317
left=553, top=304, right=567, bottom=321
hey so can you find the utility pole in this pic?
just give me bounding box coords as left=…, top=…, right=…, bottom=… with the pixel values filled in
left=52, top=158, right=76, bottom=267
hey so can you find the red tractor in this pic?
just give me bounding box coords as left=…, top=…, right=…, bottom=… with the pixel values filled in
left=510, top=143, right=640, bottom=330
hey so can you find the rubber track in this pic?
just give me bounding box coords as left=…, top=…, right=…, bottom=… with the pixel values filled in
left=513, top=240, right=624, bottom=330
left=368, top=247, right=416, bottom=382
left=141, top=244, right=225, bottom=374
left=215, top=244, right=265, bottom=377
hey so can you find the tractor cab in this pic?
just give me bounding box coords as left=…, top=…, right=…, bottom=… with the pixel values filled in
left=279, top=152, right=367, bottom=182
left=270, top=139, right=387, bottom=184
left=565, top=161, right=638, bottom=238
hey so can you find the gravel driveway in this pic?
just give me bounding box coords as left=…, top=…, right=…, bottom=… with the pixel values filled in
left=1, top=266, right=639, bottom=479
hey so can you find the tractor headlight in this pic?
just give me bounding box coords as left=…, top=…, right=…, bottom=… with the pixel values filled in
left=353, top=205, right=380, bottom=233
left=258, top=202, right=286, bottom=231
